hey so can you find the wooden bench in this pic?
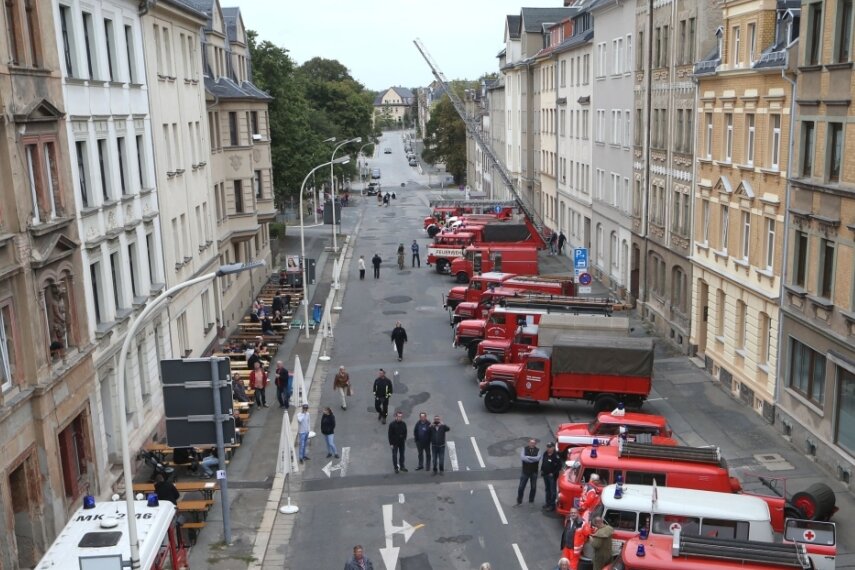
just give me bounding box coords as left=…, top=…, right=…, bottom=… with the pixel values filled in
left=133, top=481, right=220, bottom=500
left=180, top=521, right=207, bottom=545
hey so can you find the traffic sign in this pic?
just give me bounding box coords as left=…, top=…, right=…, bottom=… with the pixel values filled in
left=578, top=272, right=593, bottom=286
left=573, top=248, right=589, bottom=270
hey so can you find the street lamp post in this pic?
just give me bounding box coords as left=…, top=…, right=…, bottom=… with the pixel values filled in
left=299, top=156, right=350, bottom=339
left=118, top=260, right=265, bottom=569
left=329, top=137, right=361, bottom=252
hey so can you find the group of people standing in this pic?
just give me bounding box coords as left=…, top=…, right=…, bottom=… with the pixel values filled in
left=357, top=240, right=421, bottom=279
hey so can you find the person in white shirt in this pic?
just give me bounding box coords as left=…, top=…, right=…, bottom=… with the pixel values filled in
left=297, top=403, right=311, bottom=463
left=358, top=256, right=366, bottom=280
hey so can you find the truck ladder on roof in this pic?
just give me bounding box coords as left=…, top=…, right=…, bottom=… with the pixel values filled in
left=498, top=295, right=620, bottom=315
left=413, top=38, right=551, bottom=246
left=618, top=440, right=722, bottom=465
left=675, top=533, right=811, bottom=569
left=428, top=199, right=518, bottom=209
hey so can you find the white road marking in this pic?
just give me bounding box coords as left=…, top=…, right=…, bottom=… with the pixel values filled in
left=646, top=397, right=668, bottom=402
left=447, top=440, right=459, bottom=471
left=512, top=543, right=529, bottom=570
left=470, top=437, right=485, bottom=468
left=398, top=493, right=405, bottom=504
left=340, top=447, right=350, bottom=477
left=488, top=484, right=508, bottom=525
left=457, top=400, right=470, bottom=425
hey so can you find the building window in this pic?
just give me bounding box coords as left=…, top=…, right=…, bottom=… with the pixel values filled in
left=789, top=338, right=826, bottom=406
left=250, top=111, right=259, bottom=136
left=745, top=114, right=755, bottom=165
left=740, top=211, right=751, bottom=261
left=5, top=0, right=21, bottom=65
left=818, top=239, right=835, bottom=298
left=116, top=137, right=127, bottom=195
left=672, top=267, right=686, bottom=312
left=229, top=112, right=238, bottom=146
left=827, top=122, right=844, bottom=182
left=801, top=121, right=815, bottom=177
left=201, top=290, right=212, bottom=329
left=701, top=199, right=710, bottom=244
left=793, top=230, right=808, bottom=287
left=177, top=312, right=188, bottom=355
left=724, top=113, right=733, bottom=162
left=720, top=205, right=729, bottom=253
left=234, top=180, right=244, bottom=213
left=104, top=18, right=115, bottom=81
left=716, top=289, right=726, bottom=336
left=109, top=251, right=124, bottom=310
left=24, top=139, right=61, bottom=222
left=82, top=11, right=95, bottom=79
left=675, top=110, right=684, bottom=152
left=124, top=25, right=136, bottom=83
left=770, top=114, right=781, bottom=170
left=97, top=138, right=110, bottom=201
left=807, top=2, right=823, bottom=65
left=75, top=141, right=90, bottom=208
left=732, top=26, right=741, bottom=64
left=736, top=300, right=747, bottom=350
left=835, top=366, right=855, bottom=455
left=90, top=262, right=104, bottom=323
left=135, top=134, right=146, bottom=189
left=145, top=232, right=157, bottom=284
left=684, top=110, right=693, bottom=153
left=58, top=4, right=75, bottom=76
left=127, top=243, right=139, bottom=298
left=837, top=0, right=853, bottom=62
left=688, top=18, right=696, bottom=62
left=748, top=23, right=757, bottom=63
left=255, top=170, right=263, bottom=199
left=764, top=218, right=775, bottom=271
left=58, top=412, right=89, bottom=499
left=705, top=112, right=713, bottom=159
left=626, top=34, right=632, bottom=73
left=759, top=312, right=772, bottom=366
left=0, top=303, right=18, bottom=391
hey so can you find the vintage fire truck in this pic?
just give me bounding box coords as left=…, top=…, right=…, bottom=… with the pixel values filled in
left=423, top=199, right=516, bottom=234
left=453, top=288, right=623, bottom=324
left=444, top=273, right=576, bottom=311
left=555, top=411, right=674, bottom=451
left=448, top=244, right=540, bottom=283
left=478, top=334, right=655, bottom=413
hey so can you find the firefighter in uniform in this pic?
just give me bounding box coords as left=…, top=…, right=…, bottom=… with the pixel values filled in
left=579, top=473, right=604, bottom=516
left=571, top=514, right=593, bottom=570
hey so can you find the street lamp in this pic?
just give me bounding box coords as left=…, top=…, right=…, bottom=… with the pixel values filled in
left=328, top=137, right=361, bottom=252
left=299, top=155, right=349, bottom=338
left=117, top=259, right=265, bottom=569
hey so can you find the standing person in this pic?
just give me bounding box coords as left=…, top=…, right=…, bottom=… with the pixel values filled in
left=390, top=321, right=408, bottom=361
left=320, top=407, right=339, bottom=459
left=541, top=442, right=562, bottom=511
left=249, top=360, right=268, bottom=408
left=396, top=243, right=405, bottom=270
left=387, top=411, right=408, bottom=473
left=272, top=290, right=284, bottom=314
left=553, top=559, right=571, bottom=570
left=344, top=545, right=374, bottom=570
left=274, top=361, right=290, bottom=409
left=411, top=240, right=420, bottom=267
left=412, top=412, right=432, bottom=470
left=516, top=438, right=542, bottom=506
left=572, top=514, right=594, bottom=570
left=154, top=473, right=180, bottom=505
left=590, top=516, right=615, bottom=570
left=371, top=253, right=382, bottom=279
left=549, top=232, right=558, bottom=255
left=558, top=231, right=567, bottom=255
left=297, top=403, right=311, bottom=463
left=358, top=255, right=366, bottom=280
left=333, top=365, right=351, bottom=410
left=383, top=193, right=390, bottom=207
left=579, top=473, right=604, bottom=516
left=429, top=415, right=450, bottom=475
left=560, top=508, right=584, bottom=564
left=372, top=369, right=393, bottom=424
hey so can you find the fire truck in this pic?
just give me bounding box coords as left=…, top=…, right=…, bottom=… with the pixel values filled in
left=449, top=244, right=540, bottom=283
left=444, top=273, right=576, bottom=311
left=557, top=440, right=838, bottom=533
left=555, top=411, right=674, bottom=451
left=478, top=334, right=654, bottom=413
left=453, top=287, right=624, bottom=324
left=423, top=200, right=516, bottom=235
left=427, top=222, right=541, bottom=274
left=36, top=498, right=187, bottom=569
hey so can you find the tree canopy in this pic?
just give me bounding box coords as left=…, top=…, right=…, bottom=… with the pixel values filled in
left=421, top=95, right=466, bottom=183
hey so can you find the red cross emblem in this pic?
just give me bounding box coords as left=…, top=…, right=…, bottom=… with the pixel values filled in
left=803, top=530, right=816, bottom=542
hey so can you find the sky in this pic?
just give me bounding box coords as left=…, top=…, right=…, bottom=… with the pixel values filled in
left=233, top=0, right=546, bottom=91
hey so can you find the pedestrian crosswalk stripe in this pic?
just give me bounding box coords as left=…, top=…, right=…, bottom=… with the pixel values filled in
left=447, top=440, right=459, bottom=471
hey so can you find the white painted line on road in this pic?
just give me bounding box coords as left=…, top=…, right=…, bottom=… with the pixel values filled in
left=470, top=436, right=485, bottom=468
left=488, top=484, right=508, bottom=525
left=512, top=543, right=529, bottom=570
left=447, top=440, right=459, bottom=471
left=398, top=493, right=405, bottom=504
left=646, top=397, right=668, bottom=402
left=457, top=400, right=470, bottom=425
left=340, top=447, right=350, bottom=477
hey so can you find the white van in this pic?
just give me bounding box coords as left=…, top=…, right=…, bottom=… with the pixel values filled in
left=599, top=484, right=775, bottom=543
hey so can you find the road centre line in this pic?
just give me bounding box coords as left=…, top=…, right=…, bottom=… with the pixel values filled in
left=512, top=544, right=529, bottom=570
left=457, top=400, right=470, bottom=425
left=488, top=484, right=508, bottom=525
left=398, top=493, right=405, bottom=504
left=447, top=441, right=459, bottom=471
left=470, top=437, right=485, bottom=468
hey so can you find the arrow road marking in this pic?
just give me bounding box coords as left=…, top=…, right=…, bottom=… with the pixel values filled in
left=321, top=446, right=350, bottom=478
left=380, top=503, right=423, bottom=570
left=379, top=537, right=399, bottom=570
left=447, top=440, right=459, bottom=471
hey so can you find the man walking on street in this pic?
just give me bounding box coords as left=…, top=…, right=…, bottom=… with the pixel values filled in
left=358, top=255, right=366, bottom=280
left=274, top=361, right=290, bottom=409
left=429, top=415, right=450, bottom=475
left=249, top=360, right=268, bottom=408
left=297, top=403, right=311, bottom=463
left=411, top=240, right=421, bottom=268
left=558, top=231, right=567, bottom=255
left=516, top=438, right=542, bottom=505
left=541, top=442, right=562, bottom=511
left=333, top=365, right=351, bottom=410
left=320, top=407, right=339, bottom=459
left=413, top=412, right=432, bottom=470
left=344, top=545, right=374, bottom=570
left=391, top=321, right=408, bottom=361
left=372, top=369, right=392, bottom=424
left=371, top=253, right=382, bottom=279
left=388, top=411, right=408, bottom=473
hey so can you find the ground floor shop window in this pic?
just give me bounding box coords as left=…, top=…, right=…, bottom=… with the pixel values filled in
left=836, top=366, right=855, bottom=456
left=789, top=338, right=825, bottom=407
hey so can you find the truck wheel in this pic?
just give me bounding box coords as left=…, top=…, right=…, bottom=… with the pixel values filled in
left=467, top=342, right=480, bottom=362
left=484, top=388, right=511, bottom=413
left=436, top=259, right=450, bottom=274
left=456, top=271, right=468, bottom=283
left=784, top=506, right=805, bottom=520
left=477, top=363, right=491, bottom=381
left=791, top=483, right=837, bottom=520
left=594, top=395, right=619, bottom=414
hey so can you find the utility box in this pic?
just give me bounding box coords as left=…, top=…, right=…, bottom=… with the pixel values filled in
left=323, top=200, right=342, bottom=225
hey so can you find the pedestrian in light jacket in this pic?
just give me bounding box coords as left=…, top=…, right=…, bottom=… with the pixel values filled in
left=358, top=256, right=366, bottom=280
left=516, top=438, right=542, bottom=505
left=388, top=411, right=408, bottom=473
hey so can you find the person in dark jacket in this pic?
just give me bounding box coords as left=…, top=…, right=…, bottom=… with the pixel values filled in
left=411, top=240, right=420, bottom=267
left=390, top=321, right=408, bottom=361
left=557, top=231, right=567, bottom=255
left=272, top=291, right=284, bottom=314
left=274, top=361, right=290, bottom=408
left=516, top=438, right=542, bottom=505
left=320, top=407, right=339, bottom=458
left=154, top=472, right=180, bottom=505
left=344, top=545, right=374, bottom=570
left=387, top=411, right=408, bottom=473
left=541, top=442, right=562, bottom=511
left=371, top=253, right=382, bottom=278
left=429, top=415, right=451, bottom=475
left=412, top=412, right=432, bottom=470
left=261, top=315, right=275, bottom=335
left=372, top=369, right=392, bottom=424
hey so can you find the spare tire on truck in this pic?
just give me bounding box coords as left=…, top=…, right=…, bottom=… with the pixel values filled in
left=427, top=224, right=440, bottom=238
left=790, top=482, right=837, bottom=521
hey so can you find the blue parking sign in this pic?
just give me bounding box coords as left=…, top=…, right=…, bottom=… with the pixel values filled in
left=573, top=248, right=588, bottom=270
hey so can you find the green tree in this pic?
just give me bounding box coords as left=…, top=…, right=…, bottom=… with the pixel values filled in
left=422, top=95, right=466, bottom=183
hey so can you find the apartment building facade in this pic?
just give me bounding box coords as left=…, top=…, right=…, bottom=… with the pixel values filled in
left=632, top=0, right=721, bottom=352
left=194, top=0, right=274, bottom=328
left=777, top=0, right=855, bottom=479
left=487, top=76, right=509, bottom=201
left=53, top=0, right=170, bottom=499
left=691, top=0, right=795, bottom=422
left=141, top=0, right=220, bottom=359
left=591, top=0, right=634, bottom=296
left=0, top=0, right=100, bottom=565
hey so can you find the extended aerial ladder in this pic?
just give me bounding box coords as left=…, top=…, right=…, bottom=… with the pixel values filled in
left=413, top=38, right=552, bottom=246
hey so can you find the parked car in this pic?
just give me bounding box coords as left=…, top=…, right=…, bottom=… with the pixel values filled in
left=408, top=158, right=418, bottom=166
left=384, top=147, right=392, bottom=154
left=365, top=182, right=380, bottom=195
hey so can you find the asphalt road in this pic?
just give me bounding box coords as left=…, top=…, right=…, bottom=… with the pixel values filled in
left=284, top=130, right=855, bottom=570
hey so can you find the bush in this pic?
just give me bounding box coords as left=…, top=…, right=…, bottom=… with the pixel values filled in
left=270, top=222, right=286, bottom=239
